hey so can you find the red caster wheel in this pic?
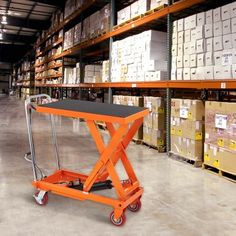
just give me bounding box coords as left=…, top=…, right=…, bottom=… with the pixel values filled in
left=110, top=211, right=126, bottom=226
left=34, top=191, right=48, bottom=206
left=127, top=199, right=142, bottom=212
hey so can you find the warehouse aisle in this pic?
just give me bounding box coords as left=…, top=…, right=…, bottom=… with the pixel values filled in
left=0, top=96, right=236, bottom=236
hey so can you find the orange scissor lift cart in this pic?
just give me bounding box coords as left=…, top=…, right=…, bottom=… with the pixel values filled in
left=25, top=94, right=149, bottom=226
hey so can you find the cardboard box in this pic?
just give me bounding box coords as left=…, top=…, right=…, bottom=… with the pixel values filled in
left=177, top=56, right=183, bottom=68
left=223, top=34, right=232, bottom=50
left=214, top=36, right=223, bottom=51
left=178, top=18, right=184, bottom=32
left=213, top=7, right=221, bottom=23
left=204, top=143, right=220, bottom=168
left=232, top=33, right=236, bottom=48
left=223, top=19, right=231, bottom=35
left=171, top=99, right=182, bottom=117
left=219, top=148, right=236, bottom=175
left=232, top=17, right=236, bottom=33
left=190, top=41, right=196, bottom=54
left=184, top=42, right=190, bottom=55
left=232, top=64, right=236, bottom=78
left=214, top=65, right=223, bottom=79
left=206, top=9, right=213, bottom=24
left=197, top=53, right=205, bottom=67
left=180, top=119, right=204, bottom=140
left=172, top=32, right=178, bottom=45
left=152, top=113, right=165, bottom=130
left=196, top=39, right=205, bottom=53
left=178, top=44, right=183, bottom=56
left=214, top=21, right=223, bottom=36
left=191, top=28, right=197, bottom=41
left=222, top=4, right=231, bottom=20
left=196, top=67, right=205, bottom=80
left=204, top=66, right=214, bottom=80
left=184, top=30, right=191, bottom=43
left=190, top=68, right=197, bottom=80
left=206, top=37, right=213, bottom=52
left=231, top=2, right=236, bottom=18
left=197, top=12, right=205, bottom=26
left=205, top=24, right=213, bottom=38
left=205, top=52, right=213, bottom=66
left=143, top=126, right=152, bottom=145
left=214, top=51, right=222, bottom=65
left=177, top=68, right=182, bottom=80
left=222, top=65, right=232, bottom=79
left=183, top=55, right=190, bottom=67
left=186, top=139, right=203, bottom=162
left=183, top=68, right=190, bottom=80
left=190, top=54, right=197, bottom=68
left=178, top=31, right=184, bottom=44
left=196, top=26, right=204, bottom=40
left=172, top=44, right=178, bottom=56
left=222, top=50, right=233, bottom=65
left=151, top=129, right=165, bottom=147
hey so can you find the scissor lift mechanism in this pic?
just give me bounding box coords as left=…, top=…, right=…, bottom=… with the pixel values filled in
left=25, top=94, right=148, bottom=226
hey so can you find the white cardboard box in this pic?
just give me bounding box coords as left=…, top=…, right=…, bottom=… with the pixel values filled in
left=231, top=17, right=236, bottom=33
left=189, top=14, right=197, bottom=29
left=196, top=26, right=204, bottom=40
left=230, top=2, right=236, bottom=19
left=206, top=9, right=213, bottom=24
left=183, top=68, right=191, bottom=80
left=196, top=67, right=205, bottom=80
left=223, top=19, right=231, bottom=35
left=172, top=44, right=178, bottom=56
left=190, top=68, right=197, bottom=80
left=184, top=30, right=191, bottom=42
left=177, top=56, right=183, bottom=68
left=172, top=32, right=178, bottom=45
left=204, top=66, right=214, bottom=80
left=173, top=20, right=178, bottom=32
left=205, top=52, right=213, bottom=66
left=221, top=4, right=231, bottom=21
left=214, top=21, right=223, bottom=36
left=214, top=65, right=223, bottom=79
left=190, top=41, right=196, bottom=54
left=197, top=53, right=205, bottom=67
left=222, top=50, right=233, bottom=65
left=205, top=24, right=213, bottom=38
left=222, top=65, right=232, bottom=79
left=214, top=51, right=223, bottom=65
left=183, top=55, right=190, bottom=67
left=214, top=36, right=223, bottom=51
left=213, top=7, right=221, bottom=23
left=178, top=44, right=183, bottom=56
left=206, top=37, right=213, bottom=52
left=178, top=18, right=184, bottom=32
left=197, top=12, right=205, bottom=26
left=184, top=42, right=190, bottom=55
left=232, top=64, right=236, bottom=78
left=191, top=28, right=197, bottom=41
left=231, top=33, right=236, bottom=48
left=177, top=68, right=183, bottom=80
left=172, top=56, right=177, bottom=69
left=190, top=54, right=197, bottom=68
left=223, top=34, right=232, bottom=50
left=178, top=31, right=184, bottom=44
left=171, top=68, right=176, bottom=80
left=196, top=39, right=205, bottom=53
left=232, top=49, right=236, bottom=64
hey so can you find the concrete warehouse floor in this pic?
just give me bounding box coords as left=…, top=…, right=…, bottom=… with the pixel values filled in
left=0, top=96, right=236, bottom=236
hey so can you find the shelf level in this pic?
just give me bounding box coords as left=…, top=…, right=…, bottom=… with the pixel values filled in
left=34, top=80, right=236, bottom=90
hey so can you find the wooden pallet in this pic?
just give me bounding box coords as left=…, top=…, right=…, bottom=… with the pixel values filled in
left=144, top=4, right=167, bottom=16
left=142, top=142, right=166, bottom=153
left=169, top=152, right=202, bottom=167
left=202, top=164, right=236, bottom=183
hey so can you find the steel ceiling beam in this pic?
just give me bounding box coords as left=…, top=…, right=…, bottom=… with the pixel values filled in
left=7, top=15, right=50, bottom=30
left=29, top=0, right=65, bottom=8
left=1, top=34, right=36, bottom=44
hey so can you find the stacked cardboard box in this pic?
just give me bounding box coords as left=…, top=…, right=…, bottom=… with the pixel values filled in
left=113, top=95, right=143, bottom=140
left=143, top=97, right=165, bottom=148
left=204, top=101, right=236, bottom=175
left=111, top=30, right=168, bottom=82
left=84, top=65, right=102, bottom=83
left=171, top=99, right=205, bottom=163
left=117, top=0, right=168, bottom=25
left=172, top=2, right=236, bottom=80
left=102, top=60, right=110, bottom=82
left=64, top=0, right=84, bottom=19
left=63, top=63, right=80, bottom=84
left=64, top=4, right=110, bottom=49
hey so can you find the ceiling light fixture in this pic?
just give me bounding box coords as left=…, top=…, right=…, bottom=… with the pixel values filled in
left=1, top=15, right=7, bottom=24
left=0, top=32, right=3, bottom=40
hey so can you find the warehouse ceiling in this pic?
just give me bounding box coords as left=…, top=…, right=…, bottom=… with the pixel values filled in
left=0, top=0, right=65, bottom=63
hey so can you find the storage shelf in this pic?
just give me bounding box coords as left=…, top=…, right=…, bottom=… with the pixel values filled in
left=34, top=80, right=236, bottom=90
left=35, top=63, right=63, bottom=74
left=36, top=38, right=63, bottom=57
left=36, top=0, right=100, bottom=47
left=35, top=53, right=65, bottom=67
left=62, top=0, right=205, bottom=57
left=35, top=74, right=63, bottom=81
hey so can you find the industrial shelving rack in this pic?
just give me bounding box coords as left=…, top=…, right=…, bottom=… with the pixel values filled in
left=33, top=0, right=236, bottom=153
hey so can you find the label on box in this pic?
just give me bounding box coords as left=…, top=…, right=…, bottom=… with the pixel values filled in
left=171, top=128, right=175, bottom=135
left=158, top=107, right=164, bottom=113
left=146, top=101, right=152, bottom=111
left=204, top=153, right=210, bottom=162
left=177, top=129, right=183, bottom=136
left=213, top=147, right=217, bottom=156
left=180, top=106, right=188, bottom=118
left=195, top=133, right=202, bottom=140
left=128, top=101, right=134, bottom=106
left=205, top=133, right=209, bottom=139
left=215, top=114, right=228, bottom=129
left=217, top=138, right=224, bottom=147
left=229, top=140, right=236, bottom=150
left=188, top=112, right=193, bottom=120
left=213, top=160, right=220, bottom=168
left=222, top=52, right=232, bottom=65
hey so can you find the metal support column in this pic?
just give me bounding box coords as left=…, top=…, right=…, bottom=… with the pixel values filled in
left=108, top=0, right=116, bottom=104
left=166, top=0, right=173, bottom=155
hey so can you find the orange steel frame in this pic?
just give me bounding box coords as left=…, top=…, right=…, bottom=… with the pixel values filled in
left=34, top=106, right=149, bottom=220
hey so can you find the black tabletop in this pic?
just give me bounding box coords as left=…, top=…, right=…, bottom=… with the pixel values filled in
left=38, top=100, right=147, bottom=118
